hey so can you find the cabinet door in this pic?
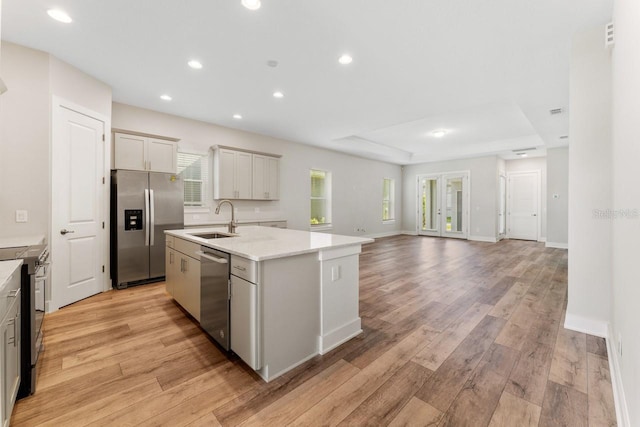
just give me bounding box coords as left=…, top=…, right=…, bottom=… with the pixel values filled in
left=147, top=139, right=177, bottom=173
left=173, top=256, right=188, bottom=310
left=184, top=256, right=201, bottom=322
left=165, top=248, right=177, bottom=297
left=235, top=152, right=253, bottom=199
left=230, top=275, right=260, bottom=369
left=217, top=149, right=237, bottom=199
left=114, top=133, right=146, bottom=171
left=266, top=156, right=280, bottom=200
left=252, top=155, right=267, bottom=200
left=3, top=294, right=20, bottom=427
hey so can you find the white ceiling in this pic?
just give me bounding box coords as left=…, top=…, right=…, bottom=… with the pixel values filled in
left=2, top=0, right=612, bottom=164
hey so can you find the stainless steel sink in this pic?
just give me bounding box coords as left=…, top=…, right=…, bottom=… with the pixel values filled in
left=189, top=232, right=236, bottom=239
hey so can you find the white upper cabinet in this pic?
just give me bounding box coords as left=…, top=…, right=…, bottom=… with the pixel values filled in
left=213, top=146, right=280, bottom=200
left=114, top=132, right=177, bottom=173
left=252, top=154, right=280, bottom=200
left=214, top=148, right=252, bottom=199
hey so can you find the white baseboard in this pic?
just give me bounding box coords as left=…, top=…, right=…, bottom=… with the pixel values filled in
left=401, top=230, right=418, bottom=236
left=537, top=237, right=547, bottom=243
left=546, top=241, right=568, bottom=249
left=364, top=231, right=403, bottom=239
left=606, top=324, right=630, bottom=427
left=319, top=318, right=363, bottom=355
left=468, top=235, right=498, bottom=243
left=564, top=312, right=608, bottom=338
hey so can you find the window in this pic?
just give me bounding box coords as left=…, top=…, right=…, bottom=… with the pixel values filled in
left=177, top=151, right=209, bottom=207
left=383, top=178, right=395, bottom=221
left=310, top=169, right=331, bottom=226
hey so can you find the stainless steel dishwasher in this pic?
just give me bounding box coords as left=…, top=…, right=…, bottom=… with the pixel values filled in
left=198, top=246, right=231, bottom=350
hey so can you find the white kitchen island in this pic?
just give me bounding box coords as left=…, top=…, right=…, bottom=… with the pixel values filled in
left=165, top=226, right=372, bottom=382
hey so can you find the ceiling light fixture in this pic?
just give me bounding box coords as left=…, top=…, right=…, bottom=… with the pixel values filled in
left=187, top=60, right=203, bottom=69
left=431, top=129, right=447, bottom=138
left=160, top=94, right=172, bottom=101
left=338, top=54, right=353, bottom=65
left=47, top=9, right=72, bottom=23
left=517, top=153, right=528, bottom=157
left=233, top=114, right=242, bottom=119
left=241, top=0, right=261, bottom=10
left=273, top=91, right=284, bottom=99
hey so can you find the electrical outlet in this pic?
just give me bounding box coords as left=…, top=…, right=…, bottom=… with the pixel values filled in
left=192, top=214, right=200, bottom=220
left=15, top=210, right=28, bottom=223
left=254, top=207, right=260, bottom=213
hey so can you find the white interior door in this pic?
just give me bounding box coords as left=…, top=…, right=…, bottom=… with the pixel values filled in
left=508, top=171, right=539, bottom=240
left=418, top=172, right=468, bottom=239
left=52, top=103, right=105, bottom=309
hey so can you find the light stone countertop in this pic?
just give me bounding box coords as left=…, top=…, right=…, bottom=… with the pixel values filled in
left=0, top=260, right=22, bottom=291
left=0, top=235, right=46, bottom=249
left=166, top=226, right=373, bottom=261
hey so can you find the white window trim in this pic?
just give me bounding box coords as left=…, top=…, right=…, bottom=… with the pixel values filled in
left=383, top=177, right=395, bottom=222
left=178, top=149, right=210, bottom=210
left=310, top=168, right=332, bottom=228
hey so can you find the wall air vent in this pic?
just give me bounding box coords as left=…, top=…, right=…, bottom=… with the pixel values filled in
left=550, top=108, right=563, bottom=115
left=605, top=22, right=615, bottom=47
left=511, top=147, right=536, bottom=153
left=560, top=135, right=569, bottom=139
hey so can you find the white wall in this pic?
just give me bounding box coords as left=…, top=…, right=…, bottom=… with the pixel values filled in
left=546, top=148, right=569, bottom=247
left=0, top=42, right=112, bottom=239
left=566, top=26, right=612, bottom=336
left=0, top=42, right=50, bottom=237
left=402, top=156, right=498, bottom=241
left=505, top=157, right=548, bottom=241
left=112, top=103, right=402, bottom=238
left=611, top=0, right=640, bottom=424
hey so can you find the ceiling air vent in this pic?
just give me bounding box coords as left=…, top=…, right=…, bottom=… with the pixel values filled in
left=605, top=22, right=615, bottom=47
left=550, top=108, right=563, bottom=115
left=511, top=147, right=536, bottom=153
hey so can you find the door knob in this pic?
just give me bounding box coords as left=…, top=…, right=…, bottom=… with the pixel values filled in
left=60, top=229, right=75, bottom=235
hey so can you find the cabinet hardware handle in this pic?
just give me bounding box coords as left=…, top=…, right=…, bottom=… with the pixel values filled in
left=233, top=265, right=247, bottom=272
left=8, top=289, right=19, bottom=298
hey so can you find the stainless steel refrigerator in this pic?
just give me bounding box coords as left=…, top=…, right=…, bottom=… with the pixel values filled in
left=110, top=170, right=184, bottom=289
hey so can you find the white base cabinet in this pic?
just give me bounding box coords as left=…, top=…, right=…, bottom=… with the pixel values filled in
left=166, top=237, right=201, bottom=321
left=1, top=272, right=21, bottom=427
left=230, top=274, right=259, bottom=370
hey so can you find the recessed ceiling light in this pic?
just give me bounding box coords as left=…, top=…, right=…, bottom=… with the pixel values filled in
left=517, top=153, right=528, bottom=157
left=241, top=0, right=261, bottom=10
left=233, top=114, right=242, bottom=119
left=47, top=9, right=72, bottom=23
left=431, top=129, right=447, bottom=138
left=338, top=54, right=353, bottom=65
left=160, top=94, right=172, bottom=101
left=187, top=60, right=203, bottom=69
left=273, top=91, right=284, bottom=99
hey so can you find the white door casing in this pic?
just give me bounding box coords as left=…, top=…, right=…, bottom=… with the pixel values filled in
left=51, top=99, right=107, bottom=310
left=507, top=171, right=540, bottom=241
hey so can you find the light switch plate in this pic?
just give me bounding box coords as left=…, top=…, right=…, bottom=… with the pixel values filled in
left=16, top=210, right=28, bottom=223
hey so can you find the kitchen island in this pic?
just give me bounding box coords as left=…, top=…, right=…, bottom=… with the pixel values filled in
left=165, top=226, right=372, bottom=382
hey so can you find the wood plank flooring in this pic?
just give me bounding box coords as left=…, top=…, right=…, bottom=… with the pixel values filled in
left=11, top=236, right=617, bottom=426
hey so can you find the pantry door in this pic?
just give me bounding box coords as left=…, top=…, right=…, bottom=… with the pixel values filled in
left=507, top=171, right=539, bottom=241
left=51, top=98, right=108, bottom=310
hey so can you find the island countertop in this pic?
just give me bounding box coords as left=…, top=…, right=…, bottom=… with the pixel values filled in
left=165, top=226, right=373, bottom=261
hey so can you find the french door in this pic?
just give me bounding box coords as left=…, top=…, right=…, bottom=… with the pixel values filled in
left=418, top=172, right=469, bottom=239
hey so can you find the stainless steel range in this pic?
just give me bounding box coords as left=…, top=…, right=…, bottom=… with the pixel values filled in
left=0, top=244, right=49, bottom=397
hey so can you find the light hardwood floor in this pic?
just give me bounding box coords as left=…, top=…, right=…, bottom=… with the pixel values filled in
left=11, top=236, right=617, bottom=426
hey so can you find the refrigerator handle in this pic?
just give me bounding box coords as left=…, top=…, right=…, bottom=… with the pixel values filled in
left=150, top=189, right=155, bottom=246
left=144, top=188, right=150, bottom=246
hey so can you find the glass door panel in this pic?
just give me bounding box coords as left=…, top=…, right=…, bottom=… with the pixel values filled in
left=418, top=176, right=440, bottom=236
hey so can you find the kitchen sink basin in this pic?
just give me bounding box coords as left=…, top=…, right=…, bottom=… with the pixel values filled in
left=189, top=232, right=236, bottom=239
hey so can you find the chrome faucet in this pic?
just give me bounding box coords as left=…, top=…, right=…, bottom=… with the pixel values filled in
left=215, top=199, right=237, bottom=233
